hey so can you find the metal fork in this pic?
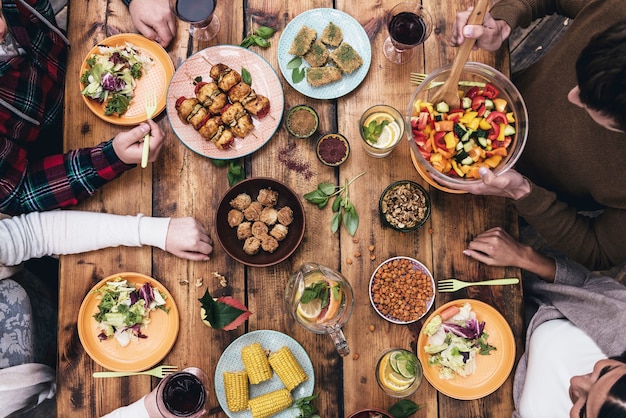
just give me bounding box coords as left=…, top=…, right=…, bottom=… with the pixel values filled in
left=93, top=365, right=178, bottom=378
left=410, top=72, right=429, bottom=85
left=141, top=93, right=158, bottom=168
left=437, top=277, right=519, bottom=292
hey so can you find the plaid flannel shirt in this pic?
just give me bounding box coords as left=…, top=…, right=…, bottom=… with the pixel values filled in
left=0, top=0, right=133, bottom=215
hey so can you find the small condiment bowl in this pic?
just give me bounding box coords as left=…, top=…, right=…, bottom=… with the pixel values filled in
left=369, top=256, right=435, bottom=325
left=285, top=104, right=319, bottom=138
left=316, top=133, right=350, bottom=167
left=379, top=180, right=431, bottom=232
left=347, top=408, right=394, bottom=418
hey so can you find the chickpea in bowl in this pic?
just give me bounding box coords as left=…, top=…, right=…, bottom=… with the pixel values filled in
left=369, top=256, right=435, bottom=324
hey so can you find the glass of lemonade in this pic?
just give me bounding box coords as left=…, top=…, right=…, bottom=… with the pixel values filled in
left=285, top=263, right=354, bottom=356
left=375, top=348, right=422, bottom=397
left=359, top=105, right=406, bottom=158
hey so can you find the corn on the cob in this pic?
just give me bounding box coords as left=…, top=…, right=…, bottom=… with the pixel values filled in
left=241, top=342, right=272, bottom=384
left=223, top=370, right=249, bottom=412
left=248, top=388, right=293, bottom=418
left=268, top=346, right=308, bottom=390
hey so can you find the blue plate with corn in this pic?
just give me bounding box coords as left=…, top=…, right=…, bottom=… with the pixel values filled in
left=214, top=329, right=315, bottom=417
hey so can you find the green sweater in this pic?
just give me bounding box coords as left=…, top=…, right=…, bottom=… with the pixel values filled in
left=491, top=0, right=626, bottom=270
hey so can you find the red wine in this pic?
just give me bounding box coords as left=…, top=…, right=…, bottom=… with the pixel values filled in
left=163, top=372, right=206, bottom=417
left=388, top=11, right=427, bottom=46
left=176, top=0, right=216, bottom=24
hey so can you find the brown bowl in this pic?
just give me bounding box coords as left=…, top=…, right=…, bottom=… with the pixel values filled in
left=346, top=408, right=393, bottom=418
left=215, top=178, right=305, bottom=267
left=316, top=133, right=350, bottom=166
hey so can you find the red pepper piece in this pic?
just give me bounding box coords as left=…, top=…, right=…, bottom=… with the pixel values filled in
left=488, top=123, right=500, bottom=140
left=471, top=95, right=486, bottom=111
left=476, top=103, right=487, bottom=117
left=434, top=131, right=447, bottom=150
left=486, top=111, right=508, bottom=124
left=175, top=96, right=187, bottom=108
left=482, top=83, right=500, bottom=99
left=416, top=111, right=430, bottom=130
left=465, top=86, right=481, bottom=99
left=193, top=81, right=207, bottom=95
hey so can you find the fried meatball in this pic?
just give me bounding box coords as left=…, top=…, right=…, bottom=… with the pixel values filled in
left=261, top=236, right=279, bottom=253
left=259, top=207, right=278, bottom=226
left=243, top=236, right=261, bottom=255
left=269, top=224, right=289, bottom=241
left=230, top=193, right=252, bottom=211
left=251, top=221, right=269, bottom=238
left=237, top=222, right=252, bottom=240
left=257, top=188, right=278, bottom=207
left=227, top=209, right=244, bottom=227
left=277, top=206, right=294, bottom=226
left=244, top=201, right=264, bottom=221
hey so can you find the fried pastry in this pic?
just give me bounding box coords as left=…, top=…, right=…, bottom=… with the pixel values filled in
left=329, top=42, right=363, bottom=74
left=320, top=22, right=343, bottom=47
left=230, top=193, right=252, bottom=211
left=243, top=236, right=261, bottom=255
left=277, top=206, right=294, bottom=226
left=259, top=207, right=278, bottom=226
left=251, top=221, right=269, bottom=238
left=261, top=235, right=279, bottom=253
left=306, top=66, right=342, bottom=87
left=303, top=40, right=329, bottom=67
left=228, top=209, right=244, bottom=227
left=269, top=224, right=288, bottom=241
left=244, top=201, right=264, bottom=221
left=288, top=25, right=317, bottom=56
left=237, top=222, right=252, bottom=240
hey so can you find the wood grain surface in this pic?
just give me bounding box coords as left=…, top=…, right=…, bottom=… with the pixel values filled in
left=59, top=1, right=522, bottom=417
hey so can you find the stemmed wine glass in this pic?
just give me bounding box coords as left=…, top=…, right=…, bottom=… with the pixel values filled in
left=383, top=2, right=433, bottom=64
left=174, top=0, right=221, bottom=41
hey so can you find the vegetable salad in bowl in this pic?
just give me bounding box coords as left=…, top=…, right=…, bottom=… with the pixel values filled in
left=93, top=277, right=168, bottom=347
left=422, top=302, right=496, bottom=380
left=80, top=42, right=153, bottom=116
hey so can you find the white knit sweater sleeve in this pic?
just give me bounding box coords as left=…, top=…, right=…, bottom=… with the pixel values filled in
left=0, top=210, right=171, bottom=266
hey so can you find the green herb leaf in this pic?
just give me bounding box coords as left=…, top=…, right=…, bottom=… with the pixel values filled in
left=198, top=289, right=251, bottom=330
left=252, top=35, right=271, bottom=48
left=304, top=189, right=329, bottom=207
left=363, top=119, right=390, bottom=144
left=331, top=195, right=342, bottom=212
left=210, top=159, right=228, bottom=167
left=295, top=393, right=320, bottom=418
left=241, top=67, right=252, bottom=85
left=343, top=209, right=358, bottom=236
left=331, top=211, right=342, bottom=233
left=292, top=67, right=305, bottom=84
left=256, top=26, right=275, bottom=39
left=227, top=160, right=245, bottom=186
left=287, top=56, right=303, bottom=69
left=388, top=400, right=424, bottom=418
left=318, top=182, right=336, bottom=196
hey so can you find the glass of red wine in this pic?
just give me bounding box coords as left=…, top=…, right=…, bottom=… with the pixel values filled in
left=174, top=0, right=220, bottom=41
left=383, top=2, right=433, bottom=64
left=155, top=367, right=209, bottom=417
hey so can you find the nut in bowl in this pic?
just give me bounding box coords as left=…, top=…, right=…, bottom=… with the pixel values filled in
left=407, top=62, right=528, bottom=192
left=379, top=180, right=430, bottom=232
left=369, top=256, right=435, bottom=324
left=215, top=178, right=305, bottom=267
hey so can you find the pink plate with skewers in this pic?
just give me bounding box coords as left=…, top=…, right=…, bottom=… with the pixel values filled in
left=166, top=45, right=284, bottom=160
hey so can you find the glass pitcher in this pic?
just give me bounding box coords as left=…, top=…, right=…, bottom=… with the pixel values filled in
left=285, top=262, right=354, bottom=356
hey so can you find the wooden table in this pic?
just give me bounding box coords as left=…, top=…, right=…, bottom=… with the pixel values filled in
left=58, top=1, right=522, bottom=417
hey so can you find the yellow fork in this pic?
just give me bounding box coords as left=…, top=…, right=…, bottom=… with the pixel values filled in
left=141, top=93, right=158, bottom=168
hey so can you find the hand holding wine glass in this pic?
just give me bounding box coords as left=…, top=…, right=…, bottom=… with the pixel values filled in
left=384, top=2, right=433, bottom=64
left=174, top=0, right=220, bottom=41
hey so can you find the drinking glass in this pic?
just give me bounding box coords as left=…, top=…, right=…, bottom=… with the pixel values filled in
left=285, top=263, right=354, bottom=356
left=154, top=367, right=209, bottom=417
left=383, top=2, right=433, bottom=64
left=174, top=0, right=220, bottom=41
left=359, top=104, right=405, bottom=157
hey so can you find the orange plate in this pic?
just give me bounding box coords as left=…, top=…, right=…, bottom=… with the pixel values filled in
left=409, top=148, right=467, bottom=195
left=79, top=33, right=175, bottom=126
left=77, top=272, right=179, bottom=372
left=416, top=299, right=515, bottom=400
left=166, top=45, right=284, bottom=160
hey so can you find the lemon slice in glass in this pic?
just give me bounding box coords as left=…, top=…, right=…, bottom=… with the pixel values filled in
left=364, top=112, right=401, bottom=149
left=296, top=299, right=322, bottom=321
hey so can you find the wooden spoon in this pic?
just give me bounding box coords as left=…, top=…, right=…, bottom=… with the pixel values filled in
left=431, top=0, right=490, bottom=108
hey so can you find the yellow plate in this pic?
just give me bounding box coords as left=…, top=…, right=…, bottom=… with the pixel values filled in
left=417, top=299, right=515, bottom=400
left=79, top=33, right=175, bottom=125
left=77, top=272, right=179, bottom=372
left=410, top=148, right=467, bottom=195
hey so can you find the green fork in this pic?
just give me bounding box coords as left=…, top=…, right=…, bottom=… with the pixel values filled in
left=141, top=93, right=158, bottom=168
left=93, top=365, right=178, bottom=378
left=437, top=277, right=519, bottom=292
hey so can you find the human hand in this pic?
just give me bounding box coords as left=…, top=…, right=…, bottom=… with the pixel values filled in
left=450, top=8, right=512, bottom=51
left=434, top=167, right=531, bottom=200
left=128, top=0, right=177, bottom=48
left=463, top=227, right=528, bottom=267
left=112, top=120, right=165, bottom=165
left=165, top=217, right=213, bottom=261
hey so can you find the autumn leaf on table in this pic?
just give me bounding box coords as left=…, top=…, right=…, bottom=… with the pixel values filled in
left=198, top=289, right=252, bottom=330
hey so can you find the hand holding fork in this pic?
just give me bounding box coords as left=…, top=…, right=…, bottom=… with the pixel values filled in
left=141, top=93, right=158, bottom=168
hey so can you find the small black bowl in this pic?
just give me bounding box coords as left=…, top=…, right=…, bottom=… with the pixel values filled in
left=379, top=180, right=431, bottom=232
left=285, top=105, right=319, bottom=138
left=316, top=133, right=350, bottom=167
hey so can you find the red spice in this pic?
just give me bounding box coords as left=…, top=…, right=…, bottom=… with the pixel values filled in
left=278, top=142, right=315, bottom=179
left=317, top=134, right=348, bottom=165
